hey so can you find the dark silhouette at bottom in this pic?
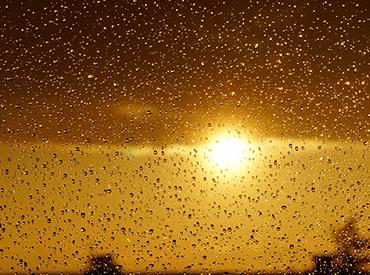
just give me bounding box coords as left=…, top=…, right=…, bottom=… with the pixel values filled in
left=85, top=254, right=123, bottom=275
left=310, top=219, right=369, bottom=274
left=8, top=219, right=362, bottom=274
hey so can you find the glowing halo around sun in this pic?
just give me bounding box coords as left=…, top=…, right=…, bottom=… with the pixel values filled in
left=208, top=134, right=250, bottom=170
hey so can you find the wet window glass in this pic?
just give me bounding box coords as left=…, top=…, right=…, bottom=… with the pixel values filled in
left=0, top=0, right=369, bottom=274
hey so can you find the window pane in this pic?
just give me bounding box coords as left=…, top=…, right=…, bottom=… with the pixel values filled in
left=0, top=0, right=368, bottom=274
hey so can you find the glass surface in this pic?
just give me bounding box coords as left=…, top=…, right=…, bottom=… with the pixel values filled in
left=0, top=0, right=368, bottom=274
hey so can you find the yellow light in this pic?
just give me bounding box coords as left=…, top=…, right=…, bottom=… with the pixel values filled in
left=210, top=136, right=248, bottom=169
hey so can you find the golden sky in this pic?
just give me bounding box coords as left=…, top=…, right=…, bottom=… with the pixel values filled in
left=0, top=0, right=369, bottom=273
left=0, top=138, right=368, bottom=273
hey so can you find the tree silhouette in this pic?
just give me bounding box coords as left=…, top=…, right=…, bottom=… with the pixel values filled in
left=84, top=254, right=123, bottom=275
left=312, top=218, right=369, bottom=274
left=333, top=218, right=369, bottom=274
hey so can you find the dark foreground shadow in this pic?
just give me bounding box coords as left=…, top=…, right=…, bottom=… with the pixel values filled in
left=308, top=218, right=369, bottom=275
left=84, top=254, right=123, bottom=275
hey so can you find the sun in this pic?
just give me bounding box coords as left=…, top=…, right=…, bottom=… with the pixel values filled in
left=210, top=135, right=249, bottom=169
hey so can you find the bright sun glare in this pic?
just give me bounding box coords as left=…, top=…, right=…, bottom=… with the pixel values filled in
left=210, top=136, right=248, bottom=169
